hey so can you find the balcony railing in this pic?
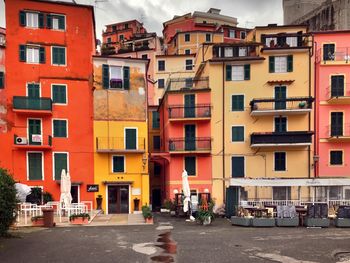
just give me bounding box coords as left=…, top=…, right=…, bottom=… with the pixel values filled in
left=118, top=45, right=151, bottom=54
left=96, top=137, right=146, bottom=152
left=327, top=84, right=350, bottom=101
left=168, top=137, right=211, bottom=152
left=250, top=131, right=313, bottom=147
left=13, top=134, right=52, bottom=149
left=261, top=33, right=311, bottom=49
left=250, top=97, right=313, bottom=115
left=327, top=124, right=350, bottom=139
left=212, top=45, right=260, bottom=59
left=318, top=47, right=350, bottom=63
left=168, top=104, right=211, bottom=119
left=13, top=96, right=52, bottom=111
left=166, top=77, right=209, bottom=93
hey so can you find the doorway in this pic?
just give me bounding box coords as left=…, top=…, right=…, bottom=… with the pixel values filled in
left=185, top=124, right=196, bottom=150
left=107, top=185, right=129, bottom=214
left=152, top=188, right=161, bottom=211
left=71, top=185, right=80, bottom=203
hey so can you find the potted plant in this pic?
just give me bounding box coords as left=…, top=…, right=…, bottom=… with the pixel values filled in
left=31, top=215, right=45, bottom=227
left=96, top=194, right=103, bottom=210
left=69, top=213, right=90, bottom=225
left=298, top=101, right=306, bottom=108
left=196, top=201, right=215, bottom=226
left=161, top=199, right=175, bottom=213
left=142, top=205, right=153, bottom=224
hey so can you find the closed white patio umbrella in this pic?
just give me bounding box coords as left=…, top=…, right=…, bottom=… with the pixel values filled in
left=60, top=169, right=72, bottom=209
left=182, top=170, right=195, bottom=221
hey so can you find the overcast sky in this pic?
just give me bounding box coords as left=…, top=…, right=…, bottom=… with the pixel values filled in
left=0, top=0, right=283, bottom=39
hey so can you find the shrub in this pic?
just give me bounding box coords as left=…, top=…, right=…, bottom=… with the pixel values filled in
left=69, top=213, right=90, bottom=222
left=163, top=199, right=175, bottom=210
left=26, top=187, right=42, bottom=205
left=141, top=205, right=152, bottom=219
left=196, top=200, right=215, bottom=225
left=0, top=168, right=17, bottom=236
left=43, top=192, right=53, bottom=204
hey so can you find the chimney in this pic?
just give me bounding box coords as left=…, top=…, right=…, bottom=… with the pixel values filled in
left=207, top=8, right=221, bottom=14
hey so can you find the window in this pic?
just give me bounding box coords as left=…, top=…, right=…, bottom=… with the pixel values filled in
left=51, top=15, right=65, bottom=30
left=274, top=117, right=287, bottom=133
left=232, top=126, right=244, bottom=142
left=125, top=128, right=137, bottom=150
left=231, top=156, right=244, bottom=178
left=19, top=45, right=45, bottom=64
left=205, top=33, right=211, bottom=42
left=229, top=30, right=235, bottom=38
left=53, top=153, right=68, bottom=180
left=269, top=56, right=293, bottom=73
left=152, top=111, right=160, bottom=129
left=141, top=54, right=148, bottom=59
left=112, top=25, right=117, bottom=32
left=154, top=163, right=161, bottom=176
left=329, top=186, right=342, bottom=200
left=158, top=79, right=165, bottom=89
left=28, top=152, right=43, bottom=180
left=119, top=35, right=124, bottom=41
left=185, top=156, right=196, bottom=176
left=232, top=66, right=244, bottom=81
left=240, top=31, right=246, bottom=39
left=330, top=151, right=343, bottom=165
left=185, top=59, right=193, bottom=70
left=102, top=65, right=130, bottom=90
left=331, top=112, right=343, bottom=136
left=185, top=78, right=193, bottom=88
left=26, top=12, right=39, bottom=28
left=184, top=33, right=190, bottom=42
left=232, top=95, right=244, bottom=111
left=274, top=152, right=286, bottom=171
left=239, top=47, right=247, bottom=57
left=331, top=75, right=345, bottom=97
left=52, top=46, right=66, bottom=65
left=273, top=186, right=291, bottom=200
left=153, top=136, right=161, bottom=150
left=323, top=43, right=335, bottom=61
left=125, top=23, right=128, bottom=29
left=158, top=60, right=165, bottom=71
left=110, top=66, right=123, bottom=89
left=107, top=37, right=112, bottom=43
left=185, top=49, right=191, bottom=55
left=26, top=46, right=40, bottom=63
left=0, top=72, right=4, bottom=89
left=224, top=47, right=233, bottom=57
left=112, top=156, right=125, bottom=173
left=53, top=120, right=67, bottom=138
left=52, top=84, right=67, bottom=104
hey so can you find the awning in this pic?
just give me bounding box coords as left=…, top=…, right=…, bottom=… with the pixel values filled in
left=230, top=178, right=350, bottom=187
left=102, top=181, right=133, bottom=185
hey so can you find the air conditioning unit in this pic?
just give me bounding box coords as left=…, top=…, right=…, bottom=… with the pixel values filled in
left=15, top=137, right=28, bottom=145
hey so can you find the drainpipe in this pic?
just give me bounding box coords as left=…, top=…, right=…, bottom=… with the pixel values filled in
left=314, top=40, right=318, bottom=178
left=222, top=62, right=226, bottom=203
left=308, top=38, right=312, bottom=180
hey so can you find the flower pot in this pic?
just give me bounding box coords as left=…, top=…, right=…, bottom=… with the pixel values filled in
left=32, top=218, right=45, bottom=227
left=252, top=218, right=275, bottom=227
left=70, top=217, right=89, bottom=225
left=231, top=216, right=252, bottom=227
left=203, top=216, right=212, bottom=226
left=304, top=217, right=330, bottom=228
left=276, top=218, right=299, bottom=227
left=145, top=217, right=153, bottom=224
left=335, top=218, right=350, bottom=228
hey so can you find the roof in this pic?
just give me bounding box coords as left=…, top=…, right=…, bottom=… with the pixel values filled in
left=93, top=55, right=150, bottom=63
left=105, top=19, right=143, bottom=28
left=168, top=30, right=224, bottom=43
left=311, top=30, right=350, bottom=35
left=255, top=24, right=308, bottom=29
left=156, top=54, right=196, bottom=58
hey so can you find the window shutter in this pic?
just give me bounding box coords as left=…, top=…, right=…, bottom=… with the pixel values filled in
left=232, top=157, right=244, bottom=178
left=269, top=56, right=275, bottom=73
left=46, top=14, right=52, bottom=29
left=60, top=48, right=66, bottom=65
left=102, top=64, right=109, bottom=89
left=54, top=153, right=67, bottom=180
left=38, top=13, right=44, bottom=28
left=244, top=64, right=250, bottom=80
left=19, top=45, right=26, bottom=62
left=226, top=64, right=232, bottom=81
left=39, top=47, right=45, bottom=64
left=123, top=66, right=130, bottom=90
left=58, top=16, right=65, bottom=30
left=287, top=55, right=293, bottom=72
left=185, top=157, right=196, bottom=176
left=19, top=11, right=26, bottom=26
left=0, top=72, right=4, bottom=89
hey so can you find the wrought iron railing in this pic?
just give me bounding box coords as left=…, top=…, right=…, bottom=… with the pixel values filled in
left=168, top=137, right=211, bottom=152
left=251, top=131, right=313, bottom=145
left=13, top=96, right=52, bottom=111
left=165, top=77, right=209, bottom=93
left=96, top=137, right=146, bottom=151
left=168, top=104, right=211, bottom=119
left=250, top=97, right=313, bottom=112
left=14, top=134, right=52, bottom=147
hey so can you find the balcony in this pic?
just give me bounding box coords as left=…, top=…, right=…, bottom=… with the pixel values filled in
left=13, top=96, right=52, bottom=115
left=327, top=125, right=350, bottom=142
left=261, top=33, right=311, bottom=53
left=212, top=44, right=263, bottom=61
left=319, top=47, right=350, bottom=64
left=327, top=84, right=350, bottom=104
left=168, top=104, right=211, bottom=121
left=168, top=137, right=211, bottom=153
left=13, top=134, right=52, bottom=150
left=166, top=77, right=209, bottom=93
left=250, top=97, right=313, bottom=116
left=250, top=131, right=313, bottom=148
left=96, top=137, right=146, bottom=153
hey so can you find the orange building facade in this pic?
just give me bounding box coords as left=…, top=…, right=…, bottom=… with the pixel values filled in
left=0, top=0, right=96, bottom=203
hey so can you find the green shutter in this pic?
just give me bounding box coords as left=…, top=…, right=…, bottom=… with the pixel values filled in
left=28, top=153, right=43, bottom=180
left=232, top=95, right=244, bottom=111
left=113, top=156, right=124, bottom=172
left=185, top=156, right=196, bottom=176
left=58, top=16, right=65, bottom=30
left=123, top=66, right=130, bottom=90
left=19, top=45, right=26, bottom=62
left=152, top=111, right=160, bottom=129
left=60, top=48, right=66, bottom=65
left=125, top=128, right=136, bottom=149
left=39, top=47, right=45, bottom=64
left=232, top=157, right=244, bottom=178
left=102, top=64, right=109, bottom=89
left=0, top=72, right=4, bottom=89
left=287, top=55, right=293, bottom=72
left=53, top=120, right=67, bottom=137
left=269, top=56, right=275, bottom=73
left=38, top=13, right=44, bottom=28
left=19, top=11, right=26, bottom=26
left=244, top=64, right=250, bottom=80
left=52, top=85, right=66, bottom=104
left=226, top=64, right=232, bottom=81
left=232, top=126, right=244, bottom=142
left=47, top=14, right=52, bottom=29
left=54, top=153, right=67, bottom=180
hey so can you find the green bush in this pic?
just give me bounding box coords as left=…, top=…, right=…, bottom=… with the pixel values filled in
left=163, top=199, right=175, bottom=210
left=141, top=205, right=152, bottom=219
left=0, top=168, right=17, bottom=236
left=69, top=213, right=90, bottom=222
left=26, top=187, right=42, bottom=205
left=43, top=191, right=53, bottom=203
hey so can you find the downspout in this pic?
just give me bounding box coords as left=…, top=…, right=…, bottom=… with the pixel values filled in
left=314, top=40, right=318, bottom=178
left=222, top=62, right=226, bottom=203
left=308, top=38, right=312, bottom=179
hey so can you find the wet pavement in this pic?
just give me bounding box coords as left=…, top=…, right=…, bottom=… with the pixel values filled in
left=1, top=214, right=350, bottom=263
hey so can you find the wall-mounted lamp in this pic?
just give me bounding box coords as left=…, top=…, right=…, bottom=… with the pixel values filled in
left=204, top=188, right=209, bottom=193
left=173, top=189, right=178, bottom=194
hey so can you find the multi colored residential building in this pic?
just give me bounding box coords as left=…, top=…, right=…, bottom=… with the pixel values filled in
left=93, top=56, right=149, bottom=214
left=314, top=31, right=350, bottom=200
left=0, top=27, right=6, bottom=134
left=195, top=24, right=314, bottom=205
left=0, top=0, right=96, bottom=203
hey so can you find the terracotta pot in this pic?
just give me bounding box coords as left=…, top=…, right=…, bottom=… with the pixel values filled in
left=145, top=217, right=153, bottom=224
left=70, top=217, right=89, bottom=225
left=32, top=218, right=45, bottom=227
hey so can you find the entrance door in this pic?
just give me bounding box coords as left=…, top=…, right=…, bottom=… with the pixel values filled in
left=108, top=185, right=129, bottom=214
left=28, top=119, right=41, bottom=145
left=331, top=112, right=343, bottom=136
left=274, top=86, right=286, bottom=110
left=71, top=185, right=79, bottom=203
left=184, top=94, right=195, bottom=118
left=152, top=189, right=161, bottom=211
left=185, top=124, right=196, bottom=150
left=27, top=83, right=40, bottom=109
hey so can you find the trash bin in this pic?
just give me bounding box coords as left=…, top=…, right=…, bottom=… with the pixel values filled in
left=42, top=208, right=55, bottom=227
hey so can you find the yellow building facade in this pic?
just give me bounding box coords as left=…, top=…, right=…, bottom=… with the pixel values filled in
left=93, top=56, right=149, bottom=214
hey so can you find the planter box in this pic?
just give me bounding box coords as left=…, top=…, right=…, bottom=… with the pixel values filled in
left=276, top=218, right=299, bottom=227
left=32, top=218, right=44, bottom=227
left=252, top=218, right=275, bottom=227
left=70, top=217, right=89, bottom=225
left=145, top=217, right=153, bottom=224
left=304, top=217, right=330, bottom=228
left=335, top=218, right=350, bottom=228
left=231, top=217, right=252, bottom=227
